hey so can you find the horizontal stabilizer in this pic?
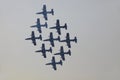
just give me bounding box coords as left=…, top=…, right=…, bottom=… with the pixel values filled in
left=64, top=23, right=67, bottom=30
left=53, top=36, right=60, bottom=41
left=39, top=35, right=42, bottom=40
left=68, top=50, right=71, bottom=56
left=58, top=36, right=60, bottom=41
left=35, top=35, right=42, bottom=40
left=45, top=22, right=48, bottom=28
left=59, top=60, right=63, bottom=66
left=51, top=9, right=54, bottom=15
left=74, top=37, right=77, bottom=43
left=56, top=60, right=63, bottom=65
left=49, top=47, right=52, bottom=53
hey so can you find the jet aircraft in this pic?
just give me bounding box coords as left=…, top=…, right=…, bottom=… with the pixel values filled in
left=60, top=33, right=77, bottom=48
left=46, top=56, right=62, bottom=70
left=25, top=31, right=42, bottom=46
left=54, top=46, right=71, bottom=61
left=44, top=32, right=60, bottom=47
left=31, top=18, right=48, bottom=33
left=35, top=43, right=52, bottom=58
left=50, top=19, right=67, bottom=35
left=36, top=4, right=54, bottom=20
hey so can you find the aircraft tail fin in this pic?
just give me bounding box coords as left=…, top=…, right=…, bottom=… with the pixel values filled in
left=68, top=50, right=71, bottom=56
left=51, top=9, right=54, bottom=15
left=58, top=36, right=60, bottom=41
left=44, top=22, right=48, bottom=28
left=74, top=37, right=77, bottom=43
left=64, top=23, right=67, bottom=30
left=49, top=47, right=52, bottom=53
left=36, top=35, right=42, bottom=40
left=59, top=60, right=63, bottom=66
left=54, top=36, right=60, bottom=41
left=39, top=35, right=42, bottom=40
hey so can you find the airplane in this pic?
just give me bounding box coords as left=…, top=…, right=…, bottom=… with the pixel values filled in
left=30, top=18, right=48, bottom=33
left=54, top=46, right=71, bottom=61
left=46, top=56, right=62, bottom=70
left=60, top=33, right=77, bottom=48
left=50, top=19, right=67, bottom=35
left=44, top=32, right=60, bottom=47
left=35, top=43, right=52, bottom=58
left=25, top=31, right=42, bottom=46
left=36, top=4, right=54, bottom=20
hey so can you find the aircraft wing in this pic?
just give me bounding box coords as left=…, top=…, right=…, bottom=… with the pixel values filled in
left=46, top=63, right=57, bottom=70
left=36, top=12, right=43, bottom=14
left=31, top=25, right=37, bottom=28
left=32, top=40, right=36, bottom=46
left=37, top=28, right=42, bottom=33
left=50, top=26, right=56, bottom=29
left=43, top=14, right=48, bottom=20
left=44, top=39, right=50, bottom=41
left=46, top=63, right=52, bottom=65
left=50, top=41, right=54, bottom=47
left=60, top=40, right=66, bottom=42
left=67, top=42, right=71, bottom=48
left=53, top=65, right=57, bottom=70
left=54, top=53, right=60, bottom=55
left=57, top=29, right=61, bottom=35
left=35, top=50, right=42, bottom=52
left=25, top=38, right=31, bottom=40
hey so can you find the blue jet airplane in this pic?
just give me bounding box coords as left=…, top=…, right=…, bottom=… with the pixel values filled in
left=60, top=33, right=77, bottom=48
left=35, top=43, right=52, bottom=58
left=31, top=18, right=48, bottom=33
left=46, top=56, right=62, bottom=70
left=50, top=19, right=67, bottom=35
left=44, top=32, right=60, bottom=47
left=25, top=31, right=42, bottom=46
left=54, top=46, right=71, bottom=61
left=36, top=4, right=54, bottom=20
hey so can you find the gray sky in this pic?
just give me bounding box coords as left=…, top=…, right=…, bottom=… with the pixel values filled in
left=0, top=0, right=120, bottom=80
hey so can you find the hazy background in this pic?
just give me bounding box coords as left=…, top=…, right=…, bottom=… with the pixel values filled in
left=0, top=0, right=120, bottom=80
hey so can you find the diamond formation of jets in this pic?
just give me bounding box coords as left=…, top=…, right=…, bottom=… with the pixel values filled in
left=25, top=4, right=77, bottom=70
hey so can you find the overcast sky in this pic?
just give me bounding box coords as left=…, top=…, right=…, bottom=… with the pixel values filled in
left=0, top=0, right=120, bottom=80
